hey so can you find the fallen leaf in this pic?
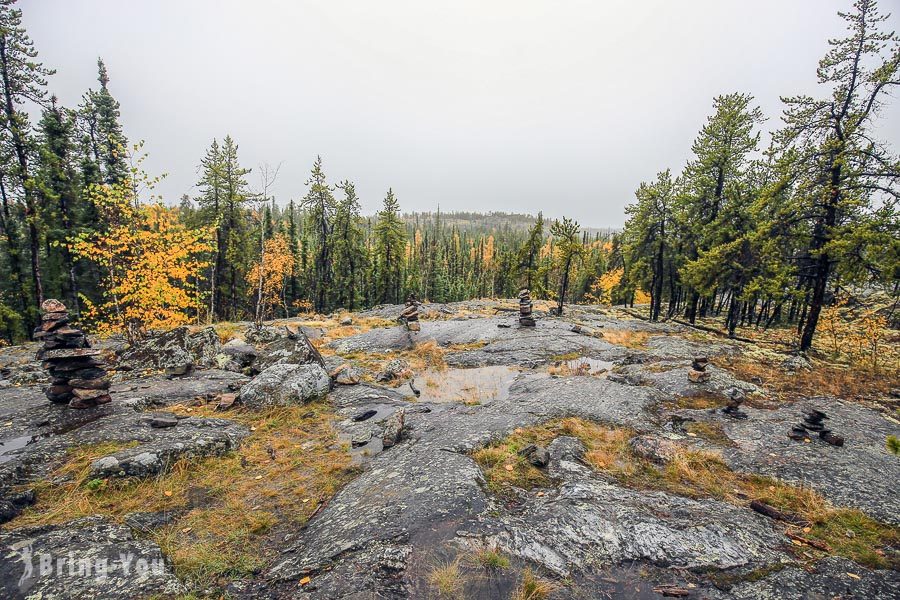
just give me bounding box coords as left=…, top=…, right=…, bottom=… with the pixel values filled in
left=302, top=498, right=310, bottom=503
left=802, top=527, right=811, bottom=533
left=299, top=576, right=311, bottom=586
left=164, top=490, right=172, bottom=497
left=847, top=573, right=860, bottom=580
left=181, top=527, right=192, bottom=534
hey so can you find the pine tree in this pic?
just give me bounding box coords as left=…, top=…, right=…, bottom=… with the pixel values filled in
left=196, top=139, right=226, bottom=318
left=80, top=58, right=128, bottom=185
left=333, top=180, right=367, bottom=310
left=777, top=0, right=900, bottom=350
left=550, top=217, right=583, bottom=315
left=677, top=93, right=765, bottom=322
left=0, top=0, right=55, bottom=323
left=622, top=170, right=675, bottom=321
left=35, top=96, right=82, bottom=315
left=516, top=211, right=544, bottom=290
left=220, top=135, right=251, bottom=318
left=300, top=156, right=335, bottom=312
left=373, top=188, right=405, bottom=304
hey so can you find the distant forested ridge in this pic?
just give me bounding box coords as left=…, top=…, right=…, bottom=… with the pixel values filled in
left=0, top=0, right=896, bottom=355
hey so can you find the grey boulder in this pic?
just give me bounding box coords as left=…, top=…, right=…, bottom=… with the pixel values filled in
left=238, top=363, right=331, bottom=409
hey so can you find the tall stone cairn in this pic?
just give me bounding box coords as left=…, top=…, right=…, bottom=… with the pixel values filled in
left=401, top=294, right=421, bottom=332
left=35, top=299, right=111, bottom=409
left=519, top=288, right=535, bottom=327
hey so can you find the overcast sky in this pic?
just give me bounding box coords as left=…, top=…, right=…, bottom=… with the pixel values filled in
left=22, top=0, right=900, bottom=227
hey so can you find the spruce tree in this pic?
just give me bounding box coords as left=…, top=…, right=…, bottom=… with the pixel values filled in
left=300, top=156, right=335, bottom=312
left=35, top=97, right=82, bottom=315
left=0, top=0, right=55, bottom=322
left=777, top=0, right=899, bottom=350
left=373, top=188, right=405, bottom=304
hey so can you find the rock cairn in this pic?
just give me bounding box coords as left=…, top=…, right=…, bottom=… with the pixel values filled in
left=519, top=288, right=535, bottom=327
left=35, top=299, right=111, bottom=409
left=687, top=356, right=710, bottom=383
left=722, top=387, right=748, bottom=419
left=789, top=409, right=844, bottom=446
left=401, top=294, right=420, bottom=332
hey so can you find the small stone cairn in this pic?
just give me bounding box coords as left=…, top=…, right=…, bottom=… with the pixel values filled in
left=35, top=299, right=111, bottom=409
left=721, top=386, right=748, bottom=419
left=400, top=294, right=420, bottom=332
left=519, top=288, right=535, bottom=327
left=687, top=355, right=710, bottom=383
left=789, top=409, right=844, bottom=446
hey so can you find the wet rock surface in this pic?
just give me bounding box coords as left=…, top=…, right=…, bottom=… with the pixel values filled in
left=0, top=301, right=896, bottom=598
left=0, top=516, right=183, bottom=599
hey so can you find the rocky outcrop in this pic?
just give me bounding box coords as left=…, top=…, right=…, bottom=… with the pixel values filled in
left=237, top=363, right=331, bottom=409
left=0, top=516, right=183, bottom=599
left=89, top=415, right=247, bottom=478
left=119, top=326, right=221, bottom=375
left=215, top=339, right=258, bottom=373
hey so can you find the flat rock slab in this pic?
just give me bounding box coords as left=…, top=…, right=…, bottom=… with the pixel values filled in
left=38, top=348, right=102, bottom=360
left=724, top=556, right=900, bottom=600
left=0, top=516, right=183, bottom=599
left=112, top=370, right=248, bottom=409
left=267, top=372, right=736, bottom=597
left=0, top=400, right=248, bottom=492
left=712, top=397, right=900, bottom=525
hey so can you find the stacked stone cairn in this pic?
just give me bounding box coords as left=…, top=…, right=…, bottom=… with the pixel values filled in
left=789, top=409, right=844, bottom=446
left=721, top=386, right=748, bottom=419
left=35, top=299, right=111, bottom=409
left=519, top=288, right=535, bottom=327
left=687, top=355, right=710, bottom=383
left=401, top=294, right=420, bottom=332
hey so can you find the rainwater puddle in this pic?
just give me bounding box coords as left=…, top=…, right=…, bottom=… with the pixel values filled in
left=559, top=357, right=615, bottom=376
left=414, top=366, right=520, bottom=406
left=0, top=434, right=37, bottom=464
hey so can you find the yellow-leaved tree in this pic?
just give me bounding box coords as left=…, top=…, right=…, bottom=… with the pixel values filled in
left=586, top=267, right=623, bottom=305
left=247, top=233, right=293, bottom=321
left=71, top=157, right=212, bottom=341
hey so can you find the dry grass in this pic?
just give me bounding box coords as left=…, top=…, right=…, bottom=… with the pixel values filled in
left=511, top=568, right=555, bottom=600
left=600, top=329, right=651, bottom=349
left=469, top=546, right=510, bottom=570
left=473, top=418, right=899, bottom=569
left=720, top=354, right=899, bottom=403
left=10, top=404, right=358, bottom=587
left=429, top=559, right=466, bottom=599
left=684, top=420, right=735, bottom=446
left=338, top=340, right=449, bottom=387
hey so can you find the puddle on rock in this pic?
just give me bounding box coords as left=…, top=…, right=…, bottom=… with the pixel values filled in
left=549, top=357, right=615, bottom=377
left=414, top=366, right=520, bottom=406
left=0, top=434, right=37, bottom=464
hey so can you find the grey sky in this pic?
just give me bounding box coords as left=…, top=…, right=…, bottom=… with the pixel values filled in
left=23, top=0, right=900, bottom=227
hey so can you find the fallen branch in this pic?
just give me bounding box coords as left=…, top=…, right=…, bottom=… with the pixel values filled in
left=785, top=531, right=832, bottom=552
left=671, top=318, right=793, bottom=348
left=749, top=500, right=808, bottom=526
left=652, top=585, right=691, bottom=598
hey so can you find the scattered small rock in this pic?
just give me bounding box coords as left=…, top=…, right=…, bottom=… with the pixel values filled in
left=629, top=435, right=681, bottom=464
left=148, top=414, right=178, bottom=428
left=381, top=409, right=405, bottom=448
left=376, top=358, right=410, bottom=383
left=518, top=443, right=550, bottom=467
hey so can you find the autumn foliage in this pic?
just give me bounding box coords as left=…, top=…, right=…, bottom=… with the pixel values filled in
left=247, top=234, right=294, bottom=320
left=71, top=175, right=212, bottom=340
